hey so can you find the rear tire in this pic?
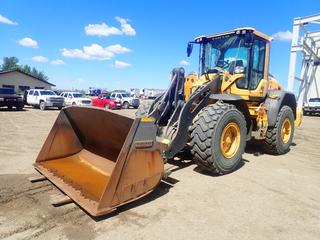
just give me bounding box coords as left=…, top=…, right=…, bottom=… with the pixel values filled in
left=135, top=101, right=153, bottom=117
left=190, top=102, right=247, bottom=175
left=263, top=106, right=294, bottom=155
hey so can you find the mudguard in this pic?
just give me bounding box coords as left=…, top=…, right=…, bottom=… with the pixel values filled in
left=209, top=93, right=252, bottom=134
left=264, top=90, right=297, bottom=127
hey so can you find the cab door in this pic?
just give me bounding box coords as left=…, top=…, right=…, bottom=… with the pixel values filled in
left=27, top=90, right=34, bottom=104
left=228, top=36, right=269, bottom=101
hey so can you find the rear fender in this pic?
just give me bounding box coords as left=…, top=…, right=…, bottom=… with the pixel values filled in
left=264, top=90, right=297, bottom=127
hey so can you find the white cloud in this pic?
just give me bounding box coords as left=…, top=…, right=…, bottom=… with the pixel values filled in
left=84, top=16, right=136, bottom=37
left=85, top=23, right=122, bottom=37
left=77, top=78, right=85, bottom=83
left=115, top=16, right=136, bottom=36
left=272, top=30, right=293, bottom=41
left=32, top=56, right=49, bottom=63
left=114, top=60, right=131, bottom=68
left=18, top=37, right=38, bottom=48
left=179, top=60, right=190, bottom=66
left=50, top=59, right=65, bottom=65
left=0, top=14, right=18, bottom=25
left=61, top=44, right=131, bottom=61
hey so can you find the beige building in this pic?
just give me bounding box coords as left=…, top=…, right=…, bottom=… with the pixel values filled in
left=0, top=70, right=55, bottom=94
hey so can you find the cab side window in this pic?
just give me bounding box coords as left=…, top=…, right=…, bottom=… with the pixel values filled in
left=34, top=91, right=39, bottom=96
left=249, top=39, right=266, bottom=90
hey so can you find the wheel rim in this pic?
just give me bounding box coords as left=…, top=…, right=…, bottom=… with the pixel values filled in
left=220, top=122, right=241, bottom=159
left=281, top=118, right=292, bottom=144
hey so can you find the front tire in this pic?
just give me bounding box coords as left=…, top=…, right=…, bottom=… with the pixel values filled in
left=16, top=105, right=24, bottom=111
left=263, top=106, right=294, bottom=155
left=123, top=101, right=130, bottom=109
left=40, top=101, right=46, bottom=111
left=190, top=102, right=247, bottom=175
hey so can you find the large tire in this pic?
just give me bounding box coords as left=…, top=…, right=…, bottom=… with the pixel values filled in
left=263, top=106, right=294, bottom=155
left=135, top=101, right=153, bottom=117
left=190, top=102, right=247, bottom=175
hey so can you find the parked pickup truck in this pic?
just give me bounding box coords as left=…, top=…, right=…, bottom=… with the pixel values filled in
left=0, top=87, right=24, bottom=110
left=60, top=92, right=92, bottom=106
left=27, top=89, right=65, bottom=110
left=303, top=98, right=320, bottom=115
left=92, top=93, right=122, bottom=109
left=110, top=92, right=140, bottom=109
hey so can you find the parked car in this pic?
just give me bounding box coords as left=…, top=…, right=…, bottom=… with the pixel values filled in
left=27, top=89, right=65, bottom=110
left=92, top=93, right=122, bottom=109
left=303, top=97, right=320, bottom=115
left=60, top=92, right=92, bottom=106
left=0, top=87, right=24, bottom=110
left=110, top=92, right=140, bottom=109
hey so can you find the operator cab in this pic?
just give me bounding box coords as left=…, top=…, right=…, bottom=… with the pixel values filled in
left=188, top=28, right=272, bottom=100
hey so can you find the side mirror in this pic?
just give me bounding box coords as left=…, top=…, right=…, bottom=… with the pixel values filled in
left=187, top=42, right=193, bottom=57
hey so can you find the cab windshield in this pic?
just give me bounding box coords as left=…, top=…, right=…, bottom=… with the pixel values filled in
left=201, top=34, right=249, bottom=75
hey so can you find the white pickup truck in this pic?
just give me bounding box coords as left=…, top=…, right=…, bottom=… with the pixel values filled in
left=110, top=92, right=140, bottom=109
left=303, top=98, right=320, bottom=115
left=27, top=89, right=65, bottom=110
left=60, top=92, right=92, bottom=106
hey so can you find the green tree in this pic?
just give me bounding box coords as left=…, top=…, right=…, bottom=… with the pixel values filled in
left=1, top=56, right=49, bottom=81
left=37, top=71, right=49, bottom=81
left=1, top=57, right=19, bottom=71
left=20, top=65, right=31, bottom=74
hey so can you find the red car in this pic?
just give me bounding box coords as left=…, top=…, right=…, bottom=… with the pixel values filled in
left=92, top=93, right=122, bottom=109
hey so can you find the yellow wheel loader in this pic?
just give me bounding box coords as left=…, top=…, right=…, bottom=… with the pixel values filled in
left=33, top=27, right=302, bottom=216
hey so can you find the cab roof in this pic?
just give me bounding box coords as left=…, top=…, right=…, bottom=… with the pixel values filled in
left=195, top=27, right=273, bottom=42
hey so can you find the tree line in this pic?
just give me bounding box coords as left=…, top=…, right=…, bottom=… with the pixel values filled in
left=0, top=56, right=49, bottom=81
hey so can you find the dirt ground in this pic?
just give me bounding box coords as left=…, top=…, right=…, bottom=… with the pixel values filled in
left=0, top=106, right=319, bottom=240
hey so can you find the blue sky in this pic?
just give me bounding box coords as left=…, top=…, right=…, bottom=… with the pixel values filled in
left=0, top=0, right=319, bottom=91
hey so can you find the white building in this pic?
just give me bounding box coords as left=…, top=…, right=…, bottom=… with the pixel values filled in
left=0, top=70, right=55, bottom=94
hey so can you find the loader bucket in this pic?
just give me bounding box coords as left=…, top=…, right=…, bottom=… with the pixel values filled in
left=34, top=106, right=164, bottom=216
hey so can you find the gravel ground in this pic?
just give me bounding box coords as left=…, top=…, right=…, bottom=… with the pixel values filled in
left=0, top=106, right=319, bottom=240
